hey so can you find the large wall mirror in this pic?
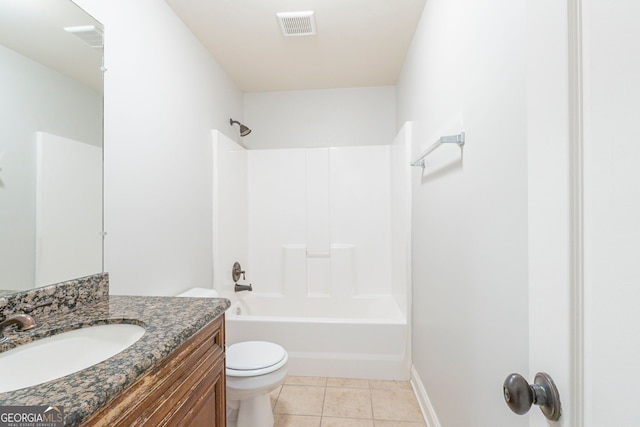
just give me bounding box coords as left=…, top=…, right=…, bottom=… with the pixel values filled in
left=0, top=0, right=104, bottom=294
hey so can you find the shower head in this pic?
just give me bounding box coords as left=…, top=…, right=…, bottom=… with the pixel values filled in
left=230, top=119, right=252, bottom=137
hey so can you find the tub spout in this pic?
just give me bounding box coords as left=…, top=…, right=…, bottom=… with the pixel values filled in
left=234, top=283, right=253, bottom=293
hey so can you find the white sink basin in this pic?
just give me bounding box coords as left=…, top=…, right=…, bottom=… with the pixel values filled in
left=0, top=323, right=145, bottom=393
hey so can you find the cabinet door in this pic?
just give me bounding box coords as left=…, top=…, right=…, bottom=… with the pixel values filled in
left=187, top=357, right=226, bottom=427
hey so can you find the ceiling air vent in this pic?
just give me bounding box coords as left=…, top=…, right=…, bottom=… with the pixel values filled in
left=64, top=25, right=104, bottom=49
left=276, top=11, right=317, bottom=37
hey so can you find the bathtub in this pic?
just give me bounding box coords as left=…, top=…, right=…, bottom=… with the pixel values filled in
left=225, top=294, right=410, bottom=380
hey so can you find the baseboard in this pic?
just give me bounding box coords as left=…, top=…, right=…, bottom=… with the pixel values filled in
left=410, top=365, right=442, bottom=427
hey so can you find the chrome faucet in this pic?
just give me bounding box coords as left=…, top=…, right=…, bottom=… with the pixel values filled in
left=234, top=283, right=253, bottom=293
left=0, top=313, right=37, bottom=339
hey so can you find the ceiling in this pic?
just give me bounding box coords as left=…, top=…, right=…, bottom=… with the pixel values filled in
left=165, top=0, right=427, bottom=93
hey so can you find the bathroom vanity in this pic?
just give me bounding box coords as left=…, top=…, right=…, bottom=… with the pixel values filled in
left=0, top=274, right=230, bottom=426
left=82, top=315, right=226, bottom=426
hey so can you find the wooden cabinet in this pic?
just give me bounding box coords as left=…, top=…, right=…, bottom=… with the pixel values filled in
left=82, top=315, right=226, bottom=427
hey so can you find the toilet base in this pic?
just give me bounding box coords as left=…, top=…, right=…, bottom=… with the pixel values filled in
left=228, top=394, right=273, bottom=427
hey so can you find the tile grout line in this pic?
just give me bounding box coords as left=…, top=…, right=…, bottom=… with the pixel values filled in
left=369, top=381, right=375, bottom=423
left=317, top=377, right=326, bottom=422
left=273, top=377, right=427, bottom=425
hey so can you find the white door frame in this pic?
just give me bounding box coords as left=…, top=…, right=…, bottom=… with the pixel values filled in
left=527, top=0, right=584, bottom=425
left=567, top=0, right=584, bottom=425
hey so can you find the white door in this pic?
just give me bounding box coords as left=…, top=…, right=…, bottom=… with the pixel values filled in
left=526, top=1, right=640, bottom=426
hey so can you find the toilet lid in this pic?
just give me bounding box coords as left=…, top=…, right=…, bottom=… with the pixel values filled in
left=227, top=341, right=287, bottom=371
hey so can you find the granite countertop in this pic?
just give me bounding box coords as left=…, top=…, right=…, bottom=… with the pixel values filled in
left=0, top=293, right=230, bottom=426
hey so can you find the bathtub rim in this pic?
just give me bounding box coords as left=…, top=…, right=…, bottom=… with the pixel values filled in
left=225, top=293, right=407, bottom=325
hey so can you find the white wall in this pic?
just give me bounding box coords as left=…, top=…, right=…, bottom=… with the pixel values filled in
left=73, top=0, right=243, bottom=295
left=397, top=1, right=529, bottom=426
left=243, top=86, right=396, bottom=149
left=0, top=45, right=102, bottom=291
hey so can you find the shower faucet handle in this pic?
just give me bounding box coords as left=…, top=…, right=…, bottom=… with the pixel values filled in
left=232, top=262, right=246, bottom=282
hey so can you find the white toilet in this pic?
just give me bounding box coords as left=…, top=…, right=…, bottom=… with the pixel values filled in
left=177, top=288, right=288, bottom=427
left=226, top=341, right=288, bottom=427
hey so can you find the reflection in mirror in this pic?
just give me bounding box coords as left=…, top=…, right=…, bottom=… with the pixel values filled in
left=0, top=0, right=104, bottom=295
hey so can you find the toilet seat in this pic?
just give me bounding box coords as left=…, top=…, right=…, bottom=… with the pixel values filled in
left=226, top=341, right=288, bottom=377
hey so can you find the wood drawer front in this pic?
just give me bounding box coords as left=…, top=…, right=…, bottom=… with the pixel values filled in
left=82, top=315, right=226, bottom=427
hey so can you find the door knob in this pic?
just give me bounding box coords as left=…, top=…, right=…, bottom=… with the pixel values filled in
left=503, top=372, right=561, bottom=421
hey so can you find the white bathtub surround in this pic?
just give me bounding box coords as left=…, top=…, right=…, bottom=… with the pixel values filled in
left=226, top=294, right=409, bottom=380
left=390, top=122, right=413, bottom=317
left=248, top=146, right=392, bottom=299
left=279, top=244, right=359, bottom=299
left=213, top=123, right=413, bottom=380
left=211, top=131, right=248, bottom=299
left=212, top=134, right=411, bottom=306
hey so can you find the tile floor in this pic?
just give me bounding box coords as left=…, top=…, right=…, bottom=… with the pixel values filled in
left=270, top=376, right=426, bottom=427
